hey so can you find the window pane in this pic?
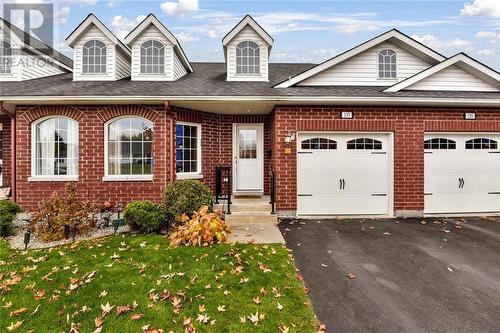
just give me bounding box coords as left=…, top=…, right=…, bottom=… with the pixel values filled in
left=176, top=124, right=200, bottom=173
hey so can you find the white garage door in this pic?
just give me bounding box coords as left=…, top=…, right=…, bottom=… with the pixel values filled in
left=424, top=134, right=500, bottom=214
left=297, top=133, right=392, bottom=215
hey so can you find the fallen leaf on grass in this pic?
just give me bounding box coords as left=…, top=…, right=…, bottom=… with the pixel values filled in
left=317, top=323, right=327, bottom=333
left=217, top=305, right=226, bottom=312
left=7, top=320, right=23, bottom=331
left=196, top=313, right=210, bottom=324
left=9, top=308, right=27, bottom=317
left=253, top=297, right=261, bottom=304
left=278, top=323, right=290, bottom=333
left=116, top=305, right=132, bottom=316
left=34, top=289, right=45, bottom=301
left=276, top=302, right=283, bottom=310
left=100, top=302, right=114, bottom=316
left=131, top=313, right=144, bottom=320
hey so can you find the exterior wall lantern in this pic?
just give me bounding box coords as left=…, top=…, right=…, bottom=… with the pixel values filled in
left=284, top=133, right=295, bottom=155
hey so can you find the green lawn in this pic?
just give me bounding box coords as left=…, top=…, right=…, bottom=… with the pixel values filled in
left=0, top=235, right=317, bottom=332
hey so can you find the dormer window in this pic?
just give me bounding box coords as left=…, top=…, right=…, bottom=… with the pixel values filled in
left=236, top=41, right=260, bottom=75
left=140, top=40, right=165, bottom=74
left=82, top=40, right=107, bottom=74
left=378, top=49, right=396, bottom=79
left=0, top=41, right=12, bottom=74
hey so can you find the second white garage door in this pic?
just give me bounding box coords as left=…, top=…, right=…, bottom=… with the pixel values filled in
left=297, top=133, right=392, bottom=215
left=425, top=133, right=500, bottom=214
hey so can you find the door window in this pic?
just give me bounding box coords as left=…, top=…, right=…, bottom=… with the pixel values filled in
left=238, top=129, right=257, bottom=159
left=424, top=138, right=456, bottom=150
left=301, top=138, right=337, bottom=150
left=347, top=138, right=383, bottom=150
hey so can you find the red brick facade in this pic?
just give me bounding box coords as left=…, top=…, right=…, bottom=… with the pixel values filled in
left=7, top=104, right=500, bottom=215
left=271, top=105, right=500, bottom=214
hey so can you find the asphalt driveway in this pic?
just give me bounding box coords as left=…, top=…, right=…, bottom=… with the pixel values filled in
left=280, top=217, right=500, bottom=333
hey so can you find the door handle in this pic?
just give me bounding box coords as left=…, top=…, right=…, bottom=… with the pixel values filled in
left=340, top=179, right=342, bottom=190
left=458, top=178, right=464, bottom=188
left=339, top=179, right=345, bottom=190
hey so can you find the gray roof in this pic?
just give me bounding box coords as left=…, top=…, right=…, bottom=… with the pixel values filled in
left=1, top=18, right=73, bottom=68
left=1, top=62, right=500, bottom=100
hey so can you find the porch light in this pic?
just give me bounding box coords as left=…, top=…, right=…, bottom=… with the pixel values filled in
left=284, top=133, right=295, bottom=144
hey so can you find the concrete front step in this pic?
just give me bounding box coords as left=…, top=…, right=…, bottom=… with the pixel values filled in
left=215, top=203, right=271, bottom=213
left=225, top=214, right=277, bottom=224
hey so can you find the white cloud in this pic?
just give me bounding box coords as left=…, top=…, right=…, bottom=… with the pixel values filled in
left=460, top=0, right=500, bottom=17
left=55, top=6, right=70, bottom=24
left=477, top=48, right=496, bottom=56
left=475, top=30, right=500, bottom=39
left=272, top=48, right=337, bottom=63
left=110, top=15, right=146, bottom=39
left=207, top=30, right=218, bottom=39
left=161, top=0, right=198, bottom=17
left=108, top=0, right=119, bottom=7
left=411, top=34, right=474, bottom=53
left=177, top=31, right=199, bottom=42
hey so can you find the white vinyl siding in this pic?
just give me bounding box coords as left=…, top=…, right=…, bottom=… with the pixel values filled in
left=130, top=24, right=175, bottom=81
left=73, top=26, right=117, bottom=81
left=226, top=25, right=269, bottom=82
left=405, top=65, right=499, bottom=92
left=173, top=50, right=187, bottom=80
left=0, top=27, right=68, bottom=81
left=298, top=42, right=430, bottom=86
left=115, top=48, right=131, bottom=80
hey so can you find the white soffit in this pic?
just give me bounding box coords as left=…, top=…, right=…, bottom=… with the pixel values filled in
left=274, top=29, right=446, bottom=88
left=384, top=53, right=500, bottom=92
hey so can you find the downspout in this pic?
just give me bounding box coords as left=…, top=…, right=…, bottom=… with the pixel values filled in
left=0, top=102, right=16, bottom=202
left=164, top=101, right=175, bottom=183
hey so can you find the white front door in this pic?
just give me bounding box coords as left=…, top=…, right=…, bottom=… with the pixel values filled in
left=233, top=124, right=264, bottom=192
left=297, top=133, right=392, bottom=215
left=424, top=133, right=500, bottom=214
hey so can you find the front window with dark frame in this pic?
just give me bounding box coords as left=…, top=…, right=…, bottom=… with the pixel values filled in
left=176, top=123, right=201, bottom=174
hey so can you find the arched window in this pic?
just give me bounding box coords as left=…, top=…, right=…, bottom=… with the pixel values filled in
left=378, top=49, right=396, bottom=79
left=347, top=138, right=383, bottom=150
left=236, top=41, right=260, bottom=75
left=301, top=138, right=337, bottom=150
left=32, top=117, right=78, bottom=176
left=0, top=41, right=12, bottom=74
left=140, top=40, right=165, bottom=74
left=83, top=40, right=107, bottom=74
left=424, top=138, right=456, bottom=150
left=106, top=117, right=153, bottom=176
left=465, top=138, right=498, bottom=150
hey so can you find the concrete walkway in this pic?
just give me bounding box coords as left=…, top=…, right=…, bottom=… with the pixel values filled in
left=227, top=217, right=284, bottom=244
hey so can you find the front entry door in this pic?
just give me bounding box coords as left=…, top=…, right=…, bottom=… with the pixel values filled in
left=233, top=124, right=263, bottom=192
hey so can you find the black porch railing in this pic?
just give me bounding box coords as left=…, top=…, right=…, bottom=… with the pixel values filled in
left=269, top=167, right=276, bottom=214
left=215, top=165, right=232, bottom=215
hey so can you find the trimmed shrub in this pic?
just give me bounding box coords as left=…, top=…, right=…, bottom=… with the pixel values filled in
left=163, top=180, right=214, bottom=224
left=30, top=184, right=102, bottom=241
left=169, top=205, right=231, bottom=247
left=124, top=201, right=166, bottom=233
left=0, top=200, right=21, bottom=237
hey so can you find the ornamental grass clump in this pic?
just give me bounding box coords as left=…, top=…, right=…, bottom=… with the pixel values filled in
left=169, top=205, right=231, bottom=247
left=30, top=184, right=102, bottom=241
left=0, top=200, right=21, bottom=237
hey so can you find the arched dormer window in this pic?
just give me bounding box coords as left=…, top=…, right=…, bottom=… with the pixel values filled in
left=140, top=40, right=165, bottom=74
left=82, top=40, right=107, bottom=74
left=378, top=49, right=396, bottom=79
left=0, top=41, right=12, bottom=74
left=236, top=41, right=260, bottom=75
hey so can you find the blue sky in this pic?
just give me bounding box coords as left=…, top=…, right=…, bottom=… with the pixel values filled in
left=3, top=0, right=500, bottom=69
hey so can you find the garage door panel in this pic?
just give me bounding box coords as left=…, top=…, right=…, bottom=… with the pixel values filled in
left=424, top=133, right=500, bottom=214
left=297, top=132, right=391, bottom=215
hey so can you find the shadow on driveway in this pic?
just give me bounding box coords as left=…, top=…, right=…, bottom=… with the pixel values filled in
left=279, top=217, right=500, bottom=333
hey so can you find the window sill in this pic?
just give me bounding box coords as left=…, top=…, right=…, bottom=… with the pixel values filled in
left=102, top=175, right=154, bottom=182
left=176, top=173, right=203, bottom=180
left=28, top=176, right=79, bottom=182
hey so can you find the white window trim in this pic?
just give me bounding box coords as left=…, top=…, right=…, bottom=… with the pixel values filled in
left=176, top=121, right=202, bottom=178
left=377, top=48, right=397, bottom=80
left=139, top=39, right=166, bottom=75
left=81, top=39, right=108, bottom=76
left=0, top=40, right=13, bottom=76
left=30, top=116, right=79, bottom=180
left=103, top=115, right=154, bottom=181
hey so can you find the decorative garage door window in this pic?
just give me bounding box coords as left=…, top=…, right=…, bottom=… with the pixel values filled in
left=347, top=138, right=382, bottom=150
left=33, top=117, right=78, bottom=176
left=465, top=138, right=498, bottom=150
left=301, top=138, right=337, bottom=150
left=107, top=117, right=153, bottom=175
left=424, top=138, right=456, bottom=150
left=176, top=122, right=201, bottom=174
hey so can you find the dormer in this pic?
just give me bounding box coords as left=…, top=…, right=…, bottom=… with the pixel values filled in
left=123, top=14, right=192, bottom=81
left=222, top=15, right=273, bottom=82
left=66, top=14, right=130, bottom=81
left=0, top=18, right=72, bottom=82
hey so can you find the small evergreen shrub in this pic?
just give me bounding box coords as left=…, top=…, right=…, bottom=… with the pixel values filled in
left=124, top=201, right=166, bottom=233
left=0, top=200, right=21, bottom=237
left=163, top=180, right=214, bottom=224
